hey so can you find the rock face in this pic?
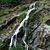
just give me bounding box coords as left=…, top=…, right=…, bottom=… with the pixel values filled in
left=39, top=24, right=50, bottom=50
left=46, top=20, right=50, bottom=26
left=40, top=24, right=50, bottom=50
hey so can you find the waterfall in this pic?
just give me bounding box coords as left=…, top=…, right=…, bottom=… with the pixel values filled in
left=22, top=20, right=29, bottom=50
left=9, top=2, right=36, bottom=50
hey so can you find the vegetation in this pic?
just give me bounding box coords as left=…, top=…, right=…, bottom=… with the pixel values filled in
left=0, top=0, right=20, bottom=5
left=17, top=12, right=26, bottom=23
left=10, top=43, right=24, bottom=50
left=0, top=0, right=50, bottom=50
left=21, top=6, right=27, bottom=11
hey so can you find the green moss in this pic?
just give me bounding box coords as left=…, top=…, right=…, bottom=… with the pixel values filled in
left=17, top=13, right=26, bottom=23
left=10, top=43, right=24, bottom=50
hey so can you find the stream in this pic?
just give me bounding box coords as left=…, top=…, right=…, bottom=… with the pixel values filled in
left=9, top=2, right=50, bottom=50
left=9, top=2, right=36, bottom=50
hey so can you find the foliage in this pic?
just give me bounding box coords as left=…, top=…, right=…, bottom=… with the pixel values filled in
left=0, top=9, right=11, bottom=23
left=10, top=43, right=24, bottom=50
left=21, top=6, right=26, bottom=11
left=18, top=13, right=26, bottom=23
left=0, top=0, right=20, bottom=5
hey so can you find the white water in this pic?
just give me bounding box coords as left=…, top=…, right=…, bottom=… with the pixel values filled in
left=9, top=2, right=36, bottom=50
left=22, top=20, right=29, bottom=50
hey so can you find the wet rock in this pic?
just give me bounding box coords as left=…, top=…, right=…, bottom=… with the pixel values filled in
left=38, top=48, right=42, bottom=50
left=46, top=19, right=50, bottom=26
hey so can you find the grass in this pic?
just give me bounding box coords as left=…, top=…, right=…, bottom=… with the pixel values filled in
left=15, top=4, right=29, bottom=13
left=0, top=4, right=29, bottom=24
left=17, top=12, right=26, bottom=23
left=0, top=4, right=28, bottom=34
left=0, top=8, right=11, bottom=23
left=0, top=9, right=11, bottom=16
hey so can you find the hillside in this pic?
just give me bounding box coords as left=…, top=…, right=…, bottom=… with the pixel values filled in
left=0, top=0, right=50, bottom=50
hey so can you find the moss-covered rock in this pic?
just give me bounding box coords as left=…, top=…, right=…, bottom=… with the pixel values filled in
left=10, top=43, right=24, bottom=50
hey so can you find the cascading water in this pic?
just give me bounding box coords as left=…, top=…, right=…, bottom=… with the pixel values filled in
left=7, top=1, right=50, bottom=50
left=9, top=2, right=36, bottom=50
left=22, top=20, right=29, bottom=50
